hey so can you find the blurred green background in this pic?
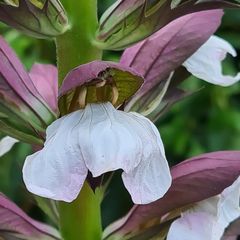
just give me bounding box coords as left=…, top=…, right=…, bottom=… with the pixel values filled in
left=0, top=1, right=239, bottom=230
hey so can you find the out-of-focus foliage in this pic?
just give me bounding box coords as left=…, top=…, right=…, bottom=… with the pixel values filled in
left=0, top=1, right=239, bottom=229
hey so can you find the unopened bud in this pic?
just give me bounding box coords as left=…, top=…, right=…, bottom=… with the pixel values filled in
left=0, top=0, right=69, bottom=38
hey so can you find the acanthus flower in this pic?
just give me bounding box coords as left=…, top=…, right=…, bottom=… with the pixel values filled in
left=167, top=176, right=240, bottom=240
left=23, top=61, right=172, bottom=204
left=120, top=11, right=240, bottom=121
left=102, top=151, right=240, bottom=240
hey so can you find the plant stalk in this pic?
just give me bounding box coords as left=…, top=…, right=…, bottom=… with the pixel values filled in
left=58, top=183, right=102, bottom=240
left=56, top=0, right=102, bottom=84
left=55, top=0, right=102, bottom=239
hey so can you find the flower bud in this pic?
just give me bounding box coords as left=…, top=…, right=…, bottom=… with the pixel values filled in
left=95, top=0, right=240, bottom=50
left=0, top=0, right=68, bottom=38
left=0, top=36, right=57, bottom=144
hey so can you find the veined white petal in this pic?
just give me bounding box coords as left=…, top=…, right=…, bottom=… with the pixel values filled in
left=78, top=103, right=171, bottom=204
left=0, top=136, right=18, bottom=157
left=183, top=36, right=240, bottom=87
left=122, top=112, right=171, bottom=204
left=167, top=177, right=240, bottom=240
left=23, top=112, right=88, bottom=202
left=78, top=103, right=143, bottom=176
left=23, top=102, right=171, bottom=204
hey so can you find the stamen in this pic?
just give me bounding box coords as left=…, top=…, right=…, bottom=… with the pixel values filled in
left=111, top=83, right=119, bottom=105
left=96, top=80, right=107, bottom=88
left=78, top=86, right=88, bottom=108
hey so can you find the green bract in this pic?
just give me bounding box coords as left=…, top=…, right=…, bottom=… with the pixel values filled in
left=58, top=61, right=144, bottom=114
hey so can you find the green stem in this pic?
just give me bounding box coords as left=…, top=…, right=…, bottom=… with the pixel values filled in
left=56, top=0, right=102, bottom=84
left=58, top=183, right=102, bottom=240
left=55, top=0, right=103, bottom=239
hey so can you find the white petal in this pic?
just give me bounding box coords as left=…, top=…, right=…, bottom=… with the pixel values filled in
left=218, top=177, right=240, bottom=229
left=78, top=103, right=143, bottom=176
left=122, top=112, right=172, bottom=204
left=0, top=136, right=18, bottom=157
left=23, top=102, right=172, bottom=204
left=167, top=212, right=218, bottom=240
left=78, top=102, right=171, bottom=204
left=23, top=111, right=88, bottom=202
left=167, top=176, right=240, bottom=240
left=183, top=36, right=240, bottom=87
